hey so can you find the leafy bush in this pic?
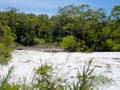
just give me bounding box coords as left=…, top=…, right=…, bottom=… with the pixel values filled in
left=0, top=24, right=15, bottom=64
left=34, top=38, right=46, bottom=45
left=112, top=44, right=120, bottom=51
left=31, top=63, right=64, bottom=90
left=60, top=35, right=76, bottom=51
left=103, top=39, right=113, bottom=50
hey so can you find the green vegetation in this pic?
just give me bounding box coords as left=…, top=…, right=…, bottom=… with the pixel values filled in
left=71, top=60, right=95, bottom=90
left=0, top=60, right=114, bottom=90
left=0, top=21, right=15, bottom=64
left=0, top=4, right=118, bottom=89
left=30, top=63, right=64, bottom=90
left=0, top=66, right=19, bottom=90
left=0, top=5, right=120, bottom=52
left=68, top=60, right=114, bottom=90
left=60, top=35, right=76, bottom=51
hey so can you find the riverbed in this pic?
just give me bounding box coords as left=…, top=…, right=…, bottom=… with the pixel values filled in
left=0, top=50, right=120, bottom=90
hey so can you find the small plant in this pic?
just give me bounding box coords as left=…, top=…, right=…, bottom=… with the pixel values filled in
left=0, top=66, right=13, bottom=89
left=68, top=60, right=114, bottom=90
left=68, top=60, right=95, bottom=90
left=93, top=74, right=114, bottom=89
left=0, top=66, right=21, bottom=90
left=112, top=44, right=120, bottom=51
left=105, top=64, right=112, bottom=73
left=29, top=62, right=64, bottom=90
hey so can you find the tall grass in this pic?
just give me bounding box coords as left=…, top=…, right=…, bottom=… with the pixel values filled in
left=0, top=66, right=21, bottom=90
left=69, top=60, right=95, bottom=90
left=0, top=60, right=114, bottom=90
left=29, top=63, right=64, bottom=90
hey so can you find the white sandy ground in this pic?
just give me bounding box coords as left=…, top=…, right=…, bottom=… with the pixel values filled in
left=0, top=50, right=120, bottom=90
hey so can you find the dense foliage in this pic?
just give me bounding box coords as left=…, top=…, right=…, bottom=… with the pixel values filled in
left=0, top=5, right=120, bottom=51
left=0, top=18, right=15, bottom=64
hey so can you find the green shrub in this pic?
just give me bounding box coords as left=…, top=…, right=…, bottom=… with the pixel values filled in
left=112, top=44, right=120, bottom=51
left=60, top=35, right=76, bottom=51
left=54, top=42, right=60, bottom=47
left=34, top=38, right=46, bottom=45
left=0, top=24, right=15, bottom=64
left=30, top=63, right=64, bottom=90
left=103, top=39, right=113, bottom=50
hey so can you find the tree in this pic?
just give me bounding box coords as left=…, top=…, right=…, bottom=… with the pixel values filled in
left=0, top=23, right=15, bottom=64
left=110, top=5, right=120, bottom=22
left=0, top=5, right=120, bottom=51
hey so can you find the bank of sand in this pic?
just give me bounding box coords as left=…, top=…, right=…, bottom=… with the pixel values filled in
left=0, top=50, right=120, bottom=90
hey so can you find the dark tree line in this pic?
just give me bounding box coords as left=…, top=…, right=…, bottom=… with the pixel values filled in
left=0, top=4, right=120, bottom=52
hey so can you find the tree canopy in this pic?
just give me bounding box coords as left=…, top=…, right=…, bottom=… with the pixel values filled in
left=0, top=4, right=120, bottom=53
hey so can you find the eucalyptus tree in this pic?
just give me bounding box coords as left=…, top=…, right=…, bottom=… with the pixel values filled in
left=110, top=5, right=120, bottom=22
left=109, top=5, right=120, bottom=50
left=57, top=4, right=91, bottom=39
left=15, top=13, right=37, bottom=45
left=86, top=8, right=107, bottom=50
left=36, top=14, right=49, bottom=39
left=3, top=7, right=18, bottom=33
